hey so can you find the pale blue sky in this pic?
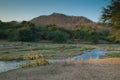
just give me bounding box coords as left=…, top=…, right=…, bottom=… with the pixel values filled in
left=0, top=0, right=110, bottom=22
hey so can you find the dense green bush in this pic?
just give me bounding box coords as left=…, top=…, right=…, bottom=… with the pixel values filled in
left=52, top=30, right=69, bottom=43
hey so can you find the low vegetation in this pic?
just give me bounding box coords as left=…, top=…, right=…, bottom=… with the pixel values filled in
left=0, top=41, right=97, bottom=61
left=20, top=53, right=49, bottom=68
left=104, top=46, right=120, bottom=51
left=0, top=55, right=23, bottom=61
left=101, top=52, right=120, bottom=58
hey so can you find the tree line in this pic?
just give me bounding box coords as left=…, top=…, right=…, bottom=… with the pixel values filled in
left=0, top=21, right=110, bottom=43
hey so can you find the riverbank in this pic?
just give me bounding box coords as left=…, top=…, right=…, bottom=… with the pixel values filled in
left=0, top=41, right=97, bottom=61
left=0, top=41, right=120, bottom=80
left=0, top=48, right=119, bottom=73
left=0, top=41, right=120, bottom=61
left=0, top=58, right=120, bottom=80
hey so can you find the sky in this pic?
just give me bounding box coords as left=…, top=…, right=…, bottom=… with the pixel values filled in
left=0, top=0, right=110, bottom=22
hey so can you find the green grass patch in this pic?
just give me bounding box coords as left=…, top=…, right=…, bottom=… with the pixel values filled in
left=0, top=41, right=98, bottom=61
left=101, top=52, right=120, bottom=58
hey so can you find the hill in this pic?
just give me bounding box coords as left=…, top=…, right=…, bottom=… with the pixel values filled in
left=30, top=13, right=95, bottom=29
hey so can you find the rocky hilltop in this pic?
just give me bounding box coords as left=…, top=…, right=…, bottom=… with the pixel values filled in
left=30, top=13, right=95, bottom=29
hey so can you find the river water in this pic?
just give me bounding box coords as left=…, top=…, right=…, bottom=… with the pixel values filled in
left=0, top=61, right=26, bottom=73
left=0, top=49, right=117, bottom=73
left=73, top=49, right=108, bottom=60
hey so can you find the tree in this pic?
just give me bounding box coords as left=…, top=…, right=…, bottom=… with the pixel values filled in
left=52, top=30, right=69, bottom=43
left=101, top=0, right=120, bottom=42
left=18, top=26, right=40, bottom=42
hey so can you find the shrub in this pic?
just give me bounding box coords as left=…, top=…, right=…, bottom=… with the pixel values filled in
left=52, top=30, right=69, bottom=43
left=20, top=53, right=49, bottom=68
left=23, top=53, right=43, bottom=60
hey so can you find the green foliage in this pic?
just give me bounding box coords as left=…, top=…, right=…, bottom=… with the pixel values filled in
left=17, top=22, right=40, bottom=42
left=109, top=29, right=120, bottom=42
left=52, top=30, right=69, bottom=43
left=90, top=31, right=100, bottom=43
left=0, top=21, right=110, bottom=43
left=101, top=0, right=120, bottom=42
left=71, top=26, right=105, bottom=43
left=72, top=29, right=86, bottom=39
left=0, top=22, right=13, bottom=39
left=99, top=29, right=110, bottom=40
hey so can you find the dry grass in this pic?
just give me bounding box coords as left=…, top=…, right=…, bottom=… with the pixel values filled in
left=75, top=58, right=120, bottom=64
left=0, top=58, right=120, bottom=80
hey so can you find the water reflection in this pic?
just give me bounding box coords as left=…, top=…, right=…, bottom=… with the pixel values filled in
left=73, top=49, right=116, bottom=60
left=0, top=61, right=25, bottom=73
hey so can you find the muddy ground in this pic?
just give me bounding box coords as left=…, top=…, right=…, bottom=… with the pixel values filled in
left=0, top=58, right=120, bottom=80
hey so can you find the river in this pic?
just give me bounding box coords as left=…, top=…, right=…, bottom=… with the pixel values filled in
left=0, top=49, right=117, bottom=73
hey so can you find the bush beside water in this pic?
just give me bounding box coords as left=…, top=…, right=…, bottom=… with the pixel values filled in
left=20, top=53, right=49, bottom=68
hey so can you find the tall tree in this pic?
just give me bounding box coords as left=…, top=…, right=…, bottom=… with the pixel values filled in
left=101, top=0, right=120, bottom=42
